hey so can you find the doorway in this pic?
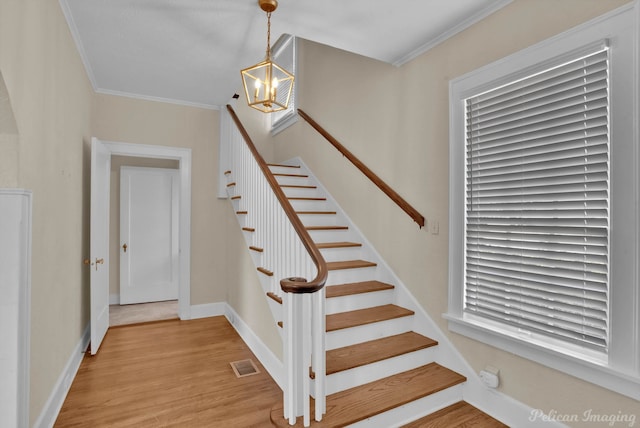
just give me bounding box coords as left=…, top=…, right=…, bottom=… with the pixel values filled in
left=90, top=138, right=192, bottom=354
left=109, top=160, right=180, bottom=325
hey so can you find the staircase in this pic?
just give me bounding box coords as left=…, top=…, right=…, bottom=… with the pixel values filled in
left=225, top=159, right=507, bottom=427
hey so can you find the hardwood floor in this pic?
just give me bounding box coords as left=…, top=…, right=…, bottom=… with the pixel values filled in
left=401, top=401, right=509, bottom=427
left=54, top=316, right=281, bottom=427
left=109, top=300, right=179, bottom=327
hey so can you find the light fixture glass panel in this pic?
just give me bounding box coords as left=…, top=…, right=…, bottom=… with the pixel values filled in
left=241, top=59, right=294, bottom=113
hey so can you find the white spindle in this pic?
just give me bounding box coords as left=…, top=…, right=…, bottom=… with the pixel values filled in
left=223, top=109, right=325, bottom=425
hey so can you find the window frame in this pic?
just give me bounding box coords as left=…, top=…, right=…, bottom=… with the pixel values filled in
left=446, top=3, right=640, bottom=400
left=270, top=34, right=298, bottom=135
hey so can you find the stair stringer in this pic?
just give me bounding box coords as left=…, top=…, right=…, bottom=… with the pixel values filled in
left=280, top=157, right=525, bottom=426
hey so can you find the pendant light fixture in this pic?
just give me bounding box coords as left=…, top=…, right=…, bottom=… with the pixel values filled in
left=241, top=0, right=294, bottom=113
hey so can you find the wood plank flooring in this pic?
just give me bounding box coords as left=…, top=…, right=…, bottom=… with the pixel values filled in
left=54, top=317, right=281, bottom=427
left=401, top=401, right=509, bottom=428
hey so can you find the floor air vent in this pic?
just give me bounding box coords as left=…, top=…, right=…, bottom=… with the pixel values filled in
left=230, top=359, right=260, bottom=378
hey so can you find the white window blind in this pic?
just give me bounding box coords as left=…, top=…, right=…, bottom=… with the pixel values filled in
left=464, top=46, right=610, bottom=353
left=271, top=35, right=296, bottom=130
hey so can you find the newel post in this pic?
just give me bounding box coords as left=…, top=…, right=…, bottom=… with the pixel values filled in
left=281, top=277, right=326, bottom=427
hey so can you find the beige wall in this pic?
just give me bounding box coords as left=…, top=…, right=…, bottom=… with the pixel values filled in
left=0, top=72, right=19, bottom=187
left=0, top=0, right=94, bottom=423
left=238, top=0, right=638, bottom=424
left=92, top=94, right=225, bottom=305
left=1, top=0, right=635, bottom=424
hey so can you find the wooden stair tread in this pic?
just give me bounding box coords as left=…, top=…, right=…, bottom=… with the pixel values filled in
left=270, top=363, right=466, bottom=427
left=326, top=280, right=394, bottom=298
left=316, top=241, right=362, bottom=250
left=268, top=164, right=300, bottom=169
left=400, top=401, right=508, bottom=428
left=307, top=225, right=348, bottom=231
left=327, top=260, right=376, bottom=271
left=273, top=173, right=309, bottom=178
left=257, top=267, right=273, bottom=276
left=266, top=292, right=282, bottom=304
left=288, top=197, right=326, bottom=201
left=242, top=227, right=255, bottom=232
left=296, top=211, right=337, bottom=215
left=325, top=332, right=438, bottom=376
left=326, top=304, right=413, bottom=331
left=280, top=184, right=317, bottom=189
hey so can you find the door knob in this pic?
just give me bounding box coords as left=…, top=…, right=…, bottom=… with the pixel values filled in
left=94, top=258, right=104, bottom=271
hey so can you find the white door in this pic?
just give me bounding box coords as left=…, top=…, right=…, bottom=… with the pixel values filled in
left=90, top=138, right=111, bottom=355
left=120, top=167, right=179, bottom=304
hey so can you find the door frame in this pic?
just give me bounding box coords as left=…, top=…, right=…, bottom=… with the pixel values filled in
left=96, top=138, right=192, bottom=319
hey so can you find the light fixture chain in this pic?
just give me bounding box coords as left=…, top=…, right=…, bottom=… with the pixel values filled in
left=265, top=11, right=272, bottom=60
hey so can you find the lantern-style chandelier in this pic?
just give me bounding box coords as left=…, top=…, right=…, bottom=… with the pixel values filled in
left=241, top=0, right=294, bottom=113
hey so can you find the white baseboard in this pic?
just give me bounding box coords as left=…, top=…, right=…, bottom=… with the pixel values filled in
left=33, top=324, right=90, bottom=428
left=224, top=304, right=284, bottom=390
left=109, top=293, right=119, bottom=305
left=464, top=380, right=567, bottom=428
left=189, top=302, right=227, bottom=319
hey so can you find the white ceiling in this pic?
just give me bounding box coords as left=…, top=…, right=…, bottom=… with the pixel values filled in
left=60, top=0, right=512, bottom=109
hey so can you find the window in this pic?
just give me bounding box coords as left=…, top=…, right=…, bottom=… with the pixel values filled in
left=447, top=4, right=639, bottom=399
left=270, top=34, right=297, bottom=135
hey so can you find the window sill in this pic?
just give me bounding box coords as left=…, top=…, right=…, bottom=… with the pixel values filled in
left=443, top=312, right=640, bottom=401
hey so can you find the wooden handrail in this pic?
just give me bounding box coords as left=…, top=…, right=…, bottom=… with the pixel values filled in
left=226, top=105, right=328, bottom=293
left=297, top=109, right=426, bottom=228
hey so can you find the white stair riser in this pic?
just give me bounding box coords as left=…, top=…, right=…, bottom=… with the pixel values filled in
left=288, top=200, right=331, bottom=211
left=327, top=267, right=379, bottom=285
left=326, top=290, right=394, bottom=314
left=297, top=214, right=339, bottom=227
left=318, top=246, right=364, bottom=263
left=326, top=316, right=413, bottom=350
left=280, top=187, right=320, bottom=198
left=319, top=347, right=438, bottom=395
left=273, top=176, right=312, bottom=187
left=268, top=166, right=302, bottom=175
left=346, top=384, right=464, bottom=428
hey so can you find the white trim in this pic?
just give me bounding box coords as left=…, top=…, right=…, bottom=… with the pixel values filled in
left=218, top=102, right=232, bottom=199
left=0, top=189, right=32, bottom=428
left=270, top=35, right=298, bottom=135
left=391, top=0, right=514, bottom=66
left=57, top=0, right=98, bottom=90
left=189, top=302, right=227, bottom=320
left=271, top=111, right=299, bottom=136
left=463, top=382, right=568, bottom=428
left=446, top=316, right=640, bottom=401
left=33, top=325, right=90, bottom=428
left=224, top=304, right=284, bottom=389
left=95, top=88, right=220, bottom=111
left=97, top=139, right=192, bottom=321
left=109, top=293, right=119, bottom=305
left=447, top=2, right=640, bottom=400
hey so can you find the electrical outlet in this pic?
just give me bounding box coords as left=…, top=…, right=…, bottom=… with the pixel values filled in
left=479, top=366, right=500, bottom=388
